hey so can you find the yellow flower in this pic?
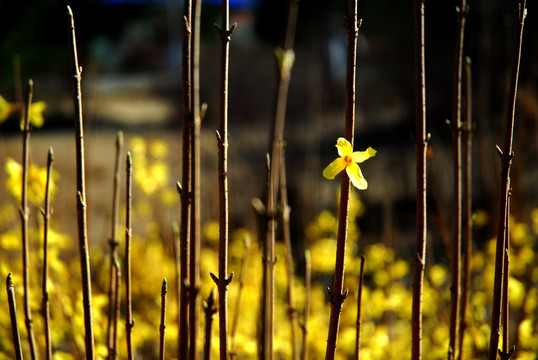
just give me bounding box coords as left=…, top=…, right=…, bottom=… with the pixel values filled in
left=323, top=137, right=376, bottom=190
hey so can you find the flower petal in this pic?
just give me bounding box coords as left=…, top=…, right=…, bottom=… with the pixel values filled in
left=351, top=147, right=377, bottom=163
left=323, top=157, right=347, bottom=179
left=336, top=137, right=352, bottom=157
left=346, top=162, right=368, bottom=190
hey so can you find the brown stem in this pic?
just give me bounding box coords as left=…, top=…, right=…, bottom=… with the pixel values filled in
left=107, top=131, right=123, bottom=360
left=125, top=153, right=134, bottom=360
left=67, top=7, right=95, bottom=359
left=457, top=57, right=472, bottom=360
left=216, top=1, right=234, bottom=358
left=301, top=250, right=311, bottom=360
left=159, top=278, right=168, bottom=360
left=263, top=155, right=276, bottom=360
left=324, top=1, right=358, bottom=359
left=7, top=274, right=24, bottom=360
left=203, top=288, right=218, bottom=360
left=448, top=3, right=468, bottom=359
left=411, top=1, right=428, bottom=359
left=354, top=256, right=366, bottom=360
left=179, top=0, right=193, bottom=357
left=488, top=3, right=526, bottom=359
left=42, top=147, right=54, bottom=360
left=189, top=0, right=202, bottom=358
left=20, top=78, right=39, bottom=360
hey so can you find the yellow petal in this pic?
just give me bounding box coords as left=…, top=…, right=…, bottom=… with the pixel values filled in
left=351, top=147, right=377, bottom=163
left=336, top=137, right=352, bottom=157
left=346, top=162, right=368, bottom=189
left=323, top=157, right=346, bottom=179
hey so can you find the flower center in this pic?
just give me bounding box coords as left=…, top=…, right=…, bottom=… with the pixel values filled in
left=344, top=155, right=353, bottom=165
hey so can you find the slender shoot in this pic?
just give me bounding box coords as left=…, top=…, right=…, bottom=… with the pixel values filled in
left=203, top=288, right=218, bottom=360
left=125, top=152, right=134, bottom=360
left=411, top=1, right=429, bottom=359
left=20, top=78, right=39, bottom=360
left=324, top=1, right=359, bottom=358
left=67, top=7, right=95, bottom=358
left=488, top=3, right=526, bottom=359
left=7, top=273, right=24, bottom=360
left=159, top=278, right=168, bottom=360
left=42, top=147, right=54, bottom=360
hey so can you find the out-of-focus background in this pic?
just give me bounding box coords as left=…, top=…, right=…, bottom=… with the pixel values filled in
left=1, top=0, right=537, bottom=259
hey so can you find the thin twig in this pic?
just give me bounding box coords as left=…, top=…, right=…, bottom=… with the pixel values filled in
left=448, top=3, right=468, bottom=359
left=411, top=1, right=428, bottom=359
left=42, top=147, right=54, bottom=360
left=190, top=0, right=202, bottom=357
left=487, top=3, right=526, bottom=359
left=457, top=57, right=472, bottom=360
left=159, top=278, right=168, bottom=360
left=67, top=7, right=95, bottom=359
left=301, top=250, right=311, bottom=360
left=263, top=154, right=276, bottom=360
left=125, top=152, right=134, bottom=360
left=324, top=1, right=359, bottom=359
left=354, top=256, right=366, bottom=360
left=179, top=0, right=193, bottom=356
left=20, top=78, right=39, bottom=360
left=215, top=1, right=235, bottom=358
left=203, top=288, right=218, bottom=360
left=107, top=131, right=123, bottom=360
left=7, top=273, right=24, bottom=360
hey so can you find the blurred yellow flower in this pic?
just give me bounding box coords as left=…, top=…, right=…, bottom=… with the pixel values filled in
left=5, top=157, right=57, bottom=206
left=0, top=95, right=14, bottom=123
left=24, top=101, right=46, bottom=129
left=149, top=139, right=169, bottom=158
left=323, top=137, right=376, bottom=190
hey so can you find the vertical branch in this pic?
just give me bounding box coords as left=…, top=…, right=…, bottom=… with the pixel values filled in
left=457, top=57, right=472, bottom=360
left=263, top=154, right=276, bottom=360
left=159, top=278, right=168, bottom=360
left=353, top=256, right=366, bottom=360
left=324, top=1, right=358, bottom=359
left=189, top=0, right=202, bottom=358
left=301, top=250, right=311, bottom=360
left=487, top=3, right=526, bottom=359
left=107, top=131, right=123, bottom=360
left=7, top=274, right=24, bottom=360
left=216, top=2, right=235, bottom=358
left=179, top=0, right=193, bottom=356
left=448, top=3, right=468, bottom=359
left=229, top=236, right=250, bottom=359
left=203, top=288, right=218, bottom=360
left=267, top=0, right=300, bottom=354
left=42, top=147, right=54, bottom=360
left=125, top=153, right=134, bottom=360
left=411, top=1, right=428, bottom=359
left=20, top=78, right=39, bottom=360
left=67, top=7, right=95, bottom=359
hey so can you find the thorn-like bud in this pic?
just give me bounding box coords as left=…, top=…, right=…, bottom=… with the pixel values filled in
left=210, top=272, right=219, bottom=285
left=216, top=130, right=222, bottom=144
left=48, top=147, right=54, bottom=163
left=162, top=278, right=167, bottom=293
left=227, top=272, right=234, bottom=285
left=116, top=131, right=123, bottom=147
left=496, top=145, right=503, bottom=157
left=214, top=23, right=222, bottom=34
left=251, top=197, right=266, bottom=216
left=6, top=272, right=13, bottom=288
left=200, top=103, right=208, bottom=119
left=176, top=181, right=182, bottom=195
left=358, top=19, right=363, bottom=28
left=230, top=22, right=238, bottom=34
